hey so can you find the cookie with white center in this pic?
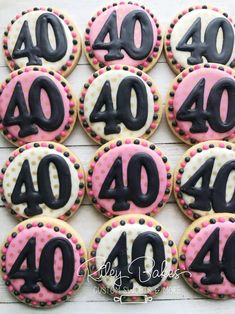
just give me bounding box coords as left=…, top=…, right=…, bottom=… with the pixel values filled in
left=3, top=7, right=81, bottom=77
left=84, top=2, right=163, bottom=72
left=0, top=142, right=85, bottom=220
left=86, top=138, right=172, bottom=218
left=89, top=214, right=178, bottom=302
left=0, top=217, right=87, bottom=307
left=164, top=5, right=235, bottom=74
left=166, top=64, right=235, bottom=145
left=78, top=65, right=162, bottom=144
left=178, top=213, right=235, bottom=299
left=0, top=66, right=77, bottom=146
left=174, top=141, right=235, bottom=220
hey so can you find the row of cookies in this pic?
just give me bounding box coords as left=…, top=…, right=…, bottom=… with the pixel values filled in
left=0, top=62, right=234, bottom=148
left=2, top=4, right=235, bottom=76
left=1, top=138, right=235, bottom=221
left=2, top=196, right=235, bottom=305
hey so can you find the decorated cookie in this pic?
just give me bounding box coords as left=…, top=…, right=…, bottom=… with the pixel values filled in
left=0, top=142, right=85, bottom=221
left=0, top=217, right=87, bottom=307
left=0, top=66, right=77, bottom=146
left=164, top=5, right=235, bottom=74
left=3, top=7, right=81, bottom=77
left=88, top=214, right=178, bottom=302
left=78, top=65, right=162, bottom=144
left=84, top=2, right=163, bottom=72
left=179, top=213, right=235, bottom=299
left=86, top=138, right=172, bottom=218
left=174, top=141, right=235, bottom=221
left=166, top=63, right=235, bottom=145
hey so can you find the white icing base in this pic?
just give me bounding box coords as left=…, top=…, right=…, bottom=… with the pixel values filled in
left=95, top=223, right=172, bottom=296
left=181, top=147, right=235, bottom=216
left=3, top=147, right=80, bottom=218
left=170, top=9, right=235, bottom=68
left=84, top=70, right=155, bottom=140
left=7, top=11, right=74, bottom=71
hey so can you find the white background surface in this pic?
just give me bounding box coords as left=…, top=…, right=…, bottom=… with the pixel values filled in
left=0, top=0, right=234, bottom=313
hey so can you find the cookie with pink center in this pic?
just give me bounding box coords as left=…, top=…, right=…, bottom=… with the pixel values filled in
left=164, top=5, right=235, bottom=74
left=178, top=213, right=235, bottom=299
left=78, top=65, right=162, bottom=145
left=166, top=64, right=235, bottom=145
left=84, top=2, right=163, bottom=72
left=0, top=217, right=87, bottom=307
left=0, top=66, right=77, bottom=146
left=3, top=7, right=82, bottom=77
left=86, top=138, right=172, bottom=218
left=174, top=141, right=235, bottom=220
left=0, top=142, right=85, bottom=221
left=89, top=214, right=178, bottom=302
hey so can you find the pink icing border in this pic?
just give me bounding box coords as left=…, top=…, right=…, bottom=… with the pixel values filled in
left=166, top=63, right=235, bottom=145
left=0, top=220, right=87, bottom=307
left=84, top=2, right=163, bottom=72
left=0, top=66, right=77, bottom=146
left=179, top=215, right=235, bottom=299
left=86, top=138, right=172, bottom=218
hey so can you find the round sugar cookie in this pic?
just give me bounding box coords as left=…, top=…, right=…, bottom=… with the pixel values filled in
left=88, top=214, right=178, bottom=302
left=0, top=66, right=77, bottom=146
left=164, top=5, right=235, bottom=74
left=86, top=138, right=172, bottom=218
left=178, top=213, right=235, bottom=299
left=3, top=7, right=82, bottom=77
left=174, top=141, right=235, bottom=220
left=166, top=63, right=235, bottom=145
left=78, top=65, right=162, bottom=145
left=0, top=217, right=87, bottom=307
left=84, top=2, right=163, bottom=72
left=0, top=142, right=85, bottom=221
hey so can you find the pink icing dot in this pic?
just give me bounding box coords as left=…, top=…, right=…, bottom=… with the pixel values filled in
left=128, top=218, right=135, bottom=224
left=100, top=230, right=106, bottom=237
left=163, top=231, right=169, bottom=238
left=147, top=221, right=153, bottom=227
left=182, top=246, right=187, bottom=253
left=190, top=151, right=196, bottom=157
left=175, top=186, right=180, bottom=193
left=92, top=243, right=98, bottom=249
left=218, top=217, right=225, bottom=223
left=112, top=221, right=118, bottom=228
left=162, top=281, right=168, bottom=288
left=78, top=191, right=83, bottom=197
left=179, top=263, right=186, bottom=270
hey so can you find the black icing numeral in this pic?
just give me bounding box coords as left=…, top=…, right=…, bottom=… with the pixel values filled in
left=102, top=231, right=165, bottom=290
left=176, top=17, right=234, bottom=65
left=11, top=154, right=72, bottom=217
left=8, top=237, right=75, bottom=293
left=90, top=77, right=148, bottom=135
left=92, top=10, right=153, bottom=61
left=190, top=228, right=235, bottom=285
left=181, top=158, right=235, bottom=213
left=12, top=13, right=67, bottom=65
left=99, top=153, right=159, bottom=211
left=3, top=76, right=65, bottom=137
left=176, top=77, right=235, bottom=134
